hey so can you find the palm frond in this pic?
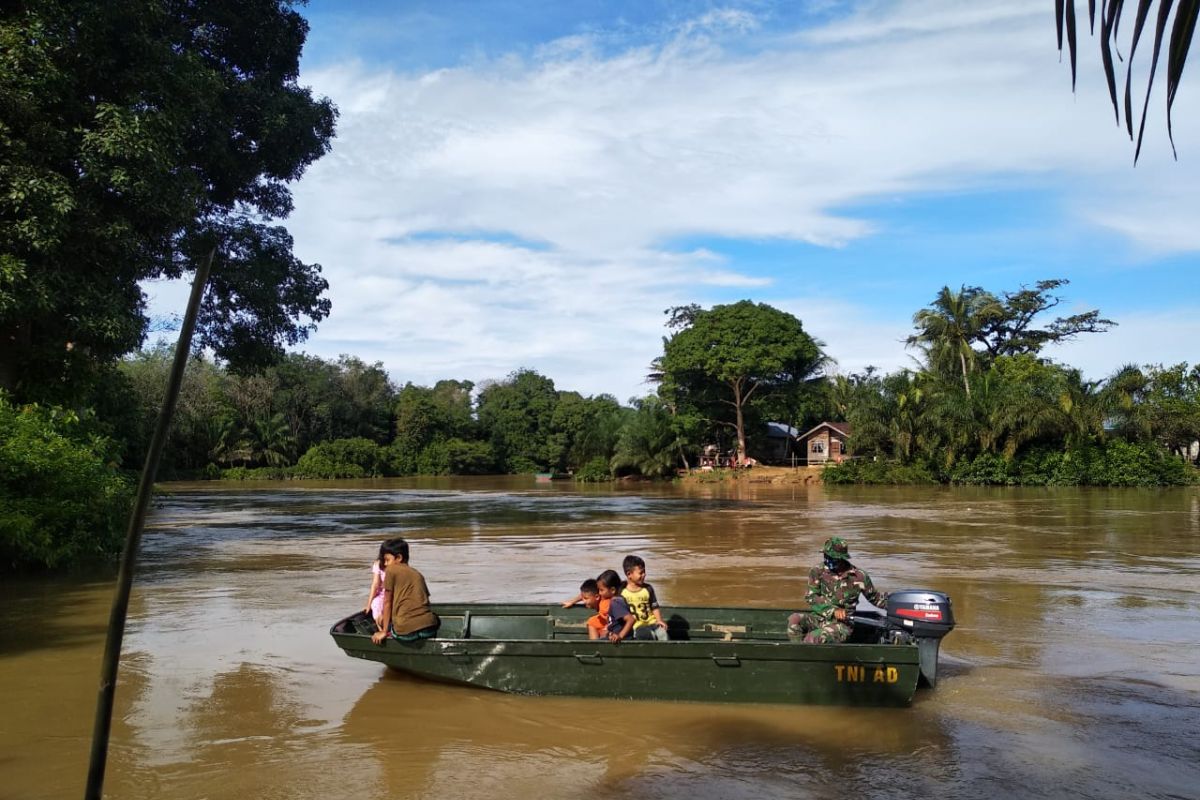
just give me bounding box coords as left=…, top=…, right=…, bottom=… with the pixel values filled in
left=1058, top=0, right=1199, bottom=161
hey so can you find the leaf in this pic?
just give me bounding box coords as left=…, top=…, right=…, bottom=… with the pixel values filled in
left=1167, top=0, right=1200, bottom=155
left=1133, top=0, right=1177, bottom=161
left=1067, top=0, right=1079, bottom=88
left=1100, top=0, right=1123, bottom=123
left=1124, top=0, right=1159, bottom=136
left=1058, top=0, right=1067, bottom=55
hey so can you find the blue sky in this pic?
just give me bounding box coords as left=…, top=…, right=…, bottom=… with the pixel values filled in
left=149, top=0, right=1200, bottom=400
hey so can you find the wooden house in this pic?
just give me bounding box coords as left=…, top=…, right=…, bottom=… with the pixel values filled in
left=797, top=421, right=851, bottom=465
left=762, top=422, right=799, bottom=463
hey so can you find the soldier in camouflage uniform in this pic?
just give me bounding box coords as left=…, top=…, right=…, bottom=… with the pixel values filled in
left=787, top=537, right=888, bottom=644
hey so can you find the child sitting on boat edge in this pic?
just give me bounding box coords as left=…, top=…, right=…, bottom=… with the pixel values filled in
left=370, top=537, right=440, bottom=645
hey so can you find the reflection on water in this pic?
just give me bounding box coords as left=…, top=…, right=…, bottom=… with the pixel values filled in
left=1, top=478, right=1198, bottom=799
left=338, top=671, right=956, bottom=800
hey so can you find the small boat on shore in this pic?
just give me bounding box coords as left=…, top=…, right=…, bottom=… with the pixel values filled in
left=533, top=471, right=570, bottom=482
left=330, top=591, right=955, bottom=707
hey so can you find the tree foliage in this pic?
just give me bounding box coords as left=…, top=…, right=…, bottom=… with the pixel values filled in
left=828, top=280, right=1196, bottom=486
left=611, top=397, right=682, bottom=479
left=0, top=396, right=133, bottom=568
left=907, top=279, right=1113, bottom=394
left=115, top=347, right=397, bottom=476
left=0, top=0, right=337, bottom=401
left=656, top=300, right=826, bottom=464
left=476, top=369, right=560, bottom=472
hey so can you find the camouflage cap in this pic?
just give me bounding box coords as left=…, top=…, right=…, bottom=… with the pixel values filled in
left=822, top=536, right=850, bottom=560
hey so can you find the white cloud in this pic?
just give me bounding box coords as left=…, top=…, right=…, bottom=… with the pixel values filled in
left=1046, top=310, right=1200, bottom=379
left=154, top=0, right=1200, bottom=399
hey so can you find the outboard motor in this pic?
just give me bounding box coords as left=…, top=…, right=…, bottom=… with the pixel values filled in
left=884, top=590, right=955, bottom=687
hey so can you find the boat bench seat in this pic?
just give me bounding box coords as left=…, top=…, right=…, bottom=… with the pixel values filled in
left=666, top=618, right=790, bottom=641
left=466, top=614, right=553, bottom=640
left=437, top=613, right=791, bottom=642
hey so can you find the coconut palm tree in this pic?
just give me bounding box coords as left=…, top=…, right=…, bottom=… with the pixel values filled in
left=907, top=286, right=998, bottom=397
left=611, top=398, right=683, bottom=478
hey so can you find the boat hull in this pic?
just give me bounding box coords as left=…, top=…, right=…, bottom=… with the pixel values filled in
left=331, top=604, right=925, bottom=706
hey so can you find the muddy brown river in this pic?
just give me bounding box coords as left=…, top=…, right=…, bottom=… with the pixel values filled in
left=2, top=479, right=1198, bottom=799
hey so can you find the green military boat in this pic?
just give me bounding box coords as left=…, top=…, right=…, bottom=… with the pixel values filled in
left=330, top=590, right=955, bottom=707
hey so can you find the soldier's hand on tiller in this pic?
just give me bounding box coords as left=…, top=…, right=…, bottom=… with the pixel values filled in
left=833, top=608, right=848, bottom=622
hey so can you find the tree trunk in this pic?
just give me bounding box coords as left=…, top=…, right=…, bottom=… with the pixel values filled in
left=960, top=349, right=972, bottom=397
left=733, top=381, right=747, bottom=465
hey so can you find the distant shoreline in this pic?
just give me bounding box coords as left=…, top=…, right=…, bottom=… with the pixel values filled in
left=679, top=465, right=826, bottom=485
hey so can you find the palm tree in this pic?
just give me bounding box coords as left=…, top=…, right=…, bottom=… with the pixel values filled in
left=1100, top=364, right=1153, bottom=441
left=248, top=413, right=297, bottom=467
left=206, top=416, right=244, bottom=467
left=918, top=379, right=975, bottom=468
left=1057, top=1, right=1199, bottom=161
left=610, top=398, right=682, bottom=478
left=993, top=375, right=1068, bottom=459
left=1057, top=368, right=1106, bottom=448
left=907, top=286, right=998, bottom=397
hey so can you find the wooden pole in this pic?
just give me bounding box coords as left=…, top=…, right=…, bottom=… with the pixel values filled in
left=84, top=250, right=214, bottom=800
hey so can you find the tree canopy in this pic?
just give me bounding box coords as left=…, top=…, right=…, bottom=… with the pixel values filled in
left=656, top=300, right=826, bottom=464
left=0, top=0, right=337, bottom=402
left=907, top=280, right=1114, bottom=395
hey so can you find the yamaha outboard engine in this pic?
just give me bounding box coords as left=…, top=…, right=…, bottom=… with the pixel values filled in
left=850, top=589, right=956, bottom=687
left=884, top=590, right=955, bottom=687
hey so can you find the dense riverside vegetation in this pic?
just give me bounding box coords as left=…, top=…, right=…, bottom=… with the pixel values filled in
left=112, top=351, right=634, bottom=482
left=102, top=282, right=1195, bottom=493
left=4, top=280, right=1200, bottom=569
left=821, top=283, right=1200, bottom=486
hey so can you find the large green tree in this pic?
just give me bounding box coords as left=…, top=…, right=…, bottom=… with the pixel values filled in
left=390, top=379, right=480, bottom=475
left=0, top=0, right=336, bottom=402
left=476, top=369, right=560, bottom=472
left=657, top=300, right=825, bottom=465
left=907, top=280, right=1113, bottom=396
left=1139, top=363, right=1200, bottom=459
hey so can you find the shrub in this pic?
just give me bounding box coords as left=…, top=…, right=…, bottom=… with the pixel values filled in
left=822, top=459, right=937, bottom=485
left=444, top=438, right=495, bottom=475
left=824, top=444, right=1196, bottom=487
left=220, top=466, right=293, bottom=480
left=387, top=438, right=494, bottom=476
left=1013, top=446, right=1063, bottom=486
left=1053, top=441, right=1197, bottom=486
left=293, top=437, right=384, bottom=479
left=950, top=453, right=1017, bottom=485
left=506, top=456, right=544, bottom=475
left=575, top=457, right=612, bottom=483
left=0, top=398, right=134, bottom=569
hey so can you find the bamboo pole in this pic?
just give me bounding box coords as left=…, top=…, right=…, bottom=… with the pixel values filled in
left=84, top=250, right=214, bottom=800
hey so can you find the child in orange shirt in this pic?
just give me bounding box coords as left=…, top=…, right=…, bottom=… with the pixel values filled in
left=562, top=571, right=623, bottom=640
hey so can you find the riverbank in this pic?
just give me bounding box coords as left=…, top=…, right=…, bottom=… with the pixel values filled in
left=681, top=465, right=825, bottom=485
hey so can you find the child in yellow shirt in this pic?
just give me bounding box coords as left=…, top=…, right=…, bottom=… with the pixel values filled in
left=620, top=555, right=668, bottom=641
